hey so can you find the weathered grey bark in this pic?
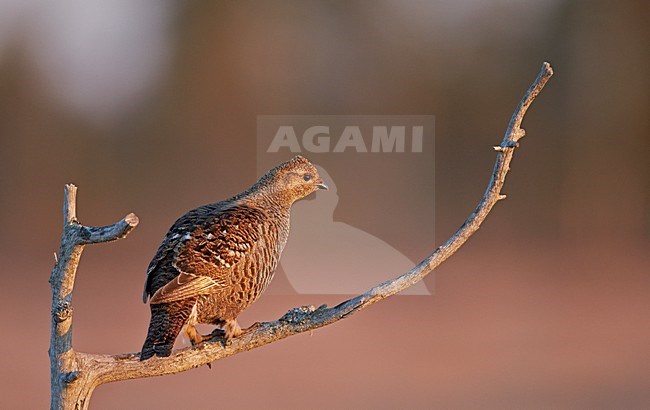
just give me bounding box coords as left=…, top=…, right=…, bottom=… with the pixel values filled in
left=49, top=184, right=139, bottom=409
left=49, top=63, right=553, bottom=409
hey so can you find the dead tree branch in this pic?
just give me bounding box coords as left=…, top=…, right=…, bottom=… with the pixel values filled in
left=49, top=62, right=553, bottom=409
left=49, top=184, right=139, bottom=409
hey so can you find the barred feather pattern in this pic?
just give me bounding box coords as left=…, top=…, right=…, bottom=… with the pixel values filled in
left=140, top=297, right=198, bottom=360
left=140, top=156, right=324, bottom=359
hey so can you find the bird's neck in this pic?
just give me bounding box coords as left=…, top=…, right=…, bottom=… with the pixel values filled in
left=243, top=189, right=292, bottom=251
left=241, top=183, right=297, bottom=211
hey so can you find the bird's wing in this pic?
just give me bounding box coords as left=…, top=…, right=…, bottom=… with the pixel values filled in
left=143, top=203, right=220, bottom=303
left=149, top=205, right=272, bottom=303
left=150, top=272, right=224, bottom=304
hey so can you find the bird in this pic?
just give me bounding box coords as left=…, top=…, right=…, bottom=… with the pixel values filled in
left=140, top=155, right=327, bottom=360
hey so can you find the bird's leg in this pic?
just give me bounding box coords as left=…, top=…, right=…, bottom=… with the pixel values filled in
left=224, top=319, right=243, bottom=343
left=186, top=323, right=223, bottom=369
left=187, top=325, right=213, bottom=370
left=187, top=323, right=227, bottom=345
left=185, top=323, right=206, bottom=346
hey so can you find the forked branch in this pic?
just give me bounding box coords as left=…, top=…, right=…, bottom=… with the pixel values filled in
left=49, top=63, right=553, bottom=409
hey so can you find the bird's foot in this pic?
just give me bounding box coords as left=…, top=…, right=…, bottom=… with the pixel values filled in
left=222, top=319, right=248, bottom=346
left=186, top=324, right=227, bottom=347
left=240, top=322, right=262, bottom=335
left=207, top=328, right=226, bottom=340
left=223, top=322, right=262, bottom=346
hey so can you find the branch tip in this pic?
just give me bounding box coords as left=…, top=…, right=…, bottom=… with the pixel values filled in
left=64, top=183, right=78, bottom=193
left=542, top=62, right=553, bottom=76
left=63, top=184, right=78, bottom=224
left=125, top=213, right=139, bottom=227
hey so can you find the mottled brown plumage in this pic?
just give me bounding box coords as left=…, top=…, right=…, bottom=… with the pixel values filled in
left=140, top=156, right=326, bottom=360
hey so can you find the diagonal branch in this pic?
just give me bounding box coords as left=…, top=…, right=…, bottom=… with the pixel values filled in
left=49, top=62, right=553, bottom=409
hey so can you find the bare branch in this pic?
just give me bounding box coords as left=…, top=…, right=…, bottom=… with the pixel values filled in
left=49, top=184, right=139, bottom=409
left=49, top=63, right=553, bottom=409
left=77, top=213, right=139, bottom=245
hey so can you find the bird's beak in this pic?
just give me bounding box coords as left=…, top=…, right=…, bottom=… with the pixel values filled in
left=315, top=180, right=328, bottom=190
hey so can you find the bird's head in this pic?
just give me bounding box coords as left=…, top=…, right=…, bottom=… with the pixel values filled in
left=256, top=155, right=327, bottom=205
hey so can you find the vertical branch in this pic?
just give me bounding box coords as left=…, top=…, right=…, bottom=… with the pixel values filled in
left=63, top=184, right=77, bottom=224
left=49, top=184, right=138, bottom=409
left=49, top=185, right=83, bottom=409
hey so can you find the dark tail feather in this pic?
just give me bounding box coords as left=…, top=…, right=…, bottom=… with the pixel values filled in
left=140, top=299, right=196, bottom=361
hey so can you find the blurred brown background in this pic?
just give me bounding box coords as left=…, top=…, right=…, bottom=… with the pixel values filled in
left=1, top=1, right=648, bottom=408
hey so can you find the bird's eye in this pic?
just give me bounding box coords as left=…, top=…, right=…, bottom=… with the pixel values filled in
left=303, top=174, right=312, bottom=182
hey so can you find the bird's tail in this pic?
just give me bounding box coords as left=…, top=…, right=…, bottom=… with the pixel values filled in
left=140, top=299, right=196, bottom=360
